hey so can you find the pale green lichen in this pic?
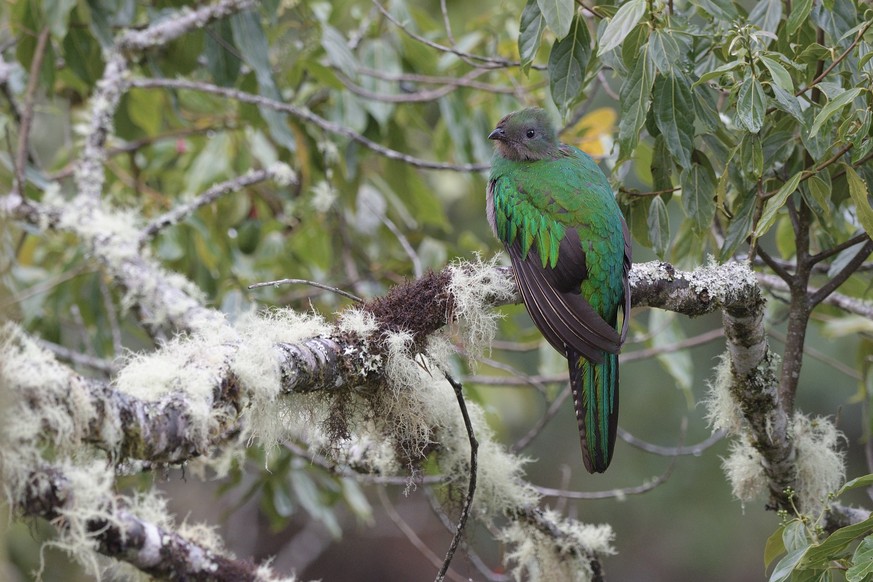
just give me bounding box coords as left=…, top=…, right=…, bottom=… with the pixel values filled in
left=447, top=254, right=517, bottom=362
left=268, top=162, right=297, bottom=187
left=703, top=352, right=744, bottom=434
left=231, top=308, right=332, bottom=450
left=37, top=460, right=118, bottom=580
left=722, top=434, right=768, bottom=505
left=0, top=324, right=100, bottom=499
left=792, top=413, right=844, bottom=514
left=500, top=510, right=614, bottom=582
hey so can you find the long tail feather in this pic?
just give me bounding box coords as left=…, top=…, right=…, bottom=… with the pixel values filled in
left=569, top=350, right=619, bottom=474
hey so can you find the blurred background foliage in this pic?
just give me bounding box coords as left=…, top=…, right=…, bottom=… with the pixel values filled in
left=2, top=0, right=873, bottom=579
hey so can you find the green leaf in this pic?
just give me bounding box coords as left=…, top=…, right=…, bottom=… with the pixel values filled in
left=680, top=156, right=717, bottom=233
left=597, top=0, right=646, bottom=56
left=805, top=175, right=832, bottom=218
left=548, top=16, right=591, bottom=116
left=765, top=525, right=787, bottom=570
left=721, top=189, right=756, bottom=260
left=755, top=171, right=804, bottom=238
left=537, top=0, right=574, bottom=38
left=692, top=59, right=744, bottom=87
left=44, top=0, right=77, bottom=39
left=740, top=133, right=764, bottom=179
left=649, top=29, right=682, bottom=73
left=519, top=0, right=546, bottom=74
left=647, top=195, right=670, bottom=258
left=618, top=43, right=655, bottom=161
left=232, top=11, right=296, bottom=151
left=653, top=73, right=695, bottom=168
left=321, top=24, right=357, bottom=79
left=771, top=84, right=805, bottom=123
left=360, top=39, right=400, bottom=126
left=759, top=54, right=794, bottom=92
left=786, top=0, right=814, bottom=36
left=844, top=164, right=873, bottom=240
left=809, top=88, right=864, bottom=138
left=205, top=20, right=240, bottom=87
left=127, top=88, right=164, bottom=135
left=736, top=77, right=767, bottom=133
left=802, top=515, right=873, bottom=566
left=836, top=473, right=873, bottom=497
left=769, top=547, right=806, bottom=582
left=750, top=0, right=783, bottom=36
left=847, top=536, right=873, bottom=582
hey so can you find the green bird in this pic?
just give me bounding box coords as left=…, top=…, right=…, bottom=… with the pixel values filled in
left=486, top=108, right=631, bottom=473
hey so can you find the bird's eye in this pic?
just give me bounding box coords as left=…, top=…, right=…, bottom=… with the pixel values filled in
left=526, top=129, right=535, bottom=138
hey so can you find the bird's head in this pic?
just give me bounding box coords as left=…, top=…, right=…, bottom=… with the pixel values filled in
left=488, top=107, right=561, bottom=162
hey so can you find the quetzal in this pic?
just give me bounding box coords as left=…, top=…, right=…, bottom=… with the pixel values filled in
left=486, top=108, right=631, bottom=473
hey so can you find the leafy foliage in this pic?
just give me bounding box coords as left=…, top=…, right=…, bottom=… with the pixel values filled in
left=3, top=0, right=873, bottom=579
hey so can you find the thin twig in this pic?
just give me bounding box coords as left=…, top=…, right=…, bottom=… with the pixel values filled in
left=372, top=0, right=534, bottom=70
left=810, top=240, right=873, bottom=307
left=13, top=27, right=50, bottom=198
left=810, top=234, right=870, bottom=265
left=436, top=372, right=478, bottom=582
left=382, top=215, right=423, bottom=278
left=132, top=77, right=489, bottom=172
left=794, top=20, right=873, bottom=99
left=618, top=427, right=724, bottom=457
left=511, top=384, right=571, bottom=452
left=141, top=168, right=286, bottom=242
left=377, top=488, right=467, bottom=582
left=248, top=278, right=364, bottom=303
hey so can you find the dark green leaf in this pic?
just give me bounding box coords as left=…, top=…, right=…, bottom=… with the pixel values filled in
left=802, top=515, right=873, bottom=565
left=771, top=84, right=805, bottom=123
left=740, top=133, right=763, bottom=178
left=721, top=187, right=756, bottom=260
left=844, top=164, right=873, bottom=240
left=537, top=0, right=574, bottom=38
left=755, top=171, right=803, bottom=238
left=653, top=73, right=695, bottom=168
left=680, top=155, right=717, bottom=233
left=648, top=195, right=670, bottom=258
left=597, top=0, right=646, bottom=56
left=651, top=135, right=674, bottom=194
left=786, top=0, right=814, bottom=36
left=205, top=20, right=240, bottom=87
left=649, top=29, right=683, bottom=73
left=519, top=0, right=546, bottom=74
left=736, top=77, right=767, bottom=133
left=809, top=88, right=863, bottom=138
left=618, top=43, right=655, bottom=161
left=805, top=175, right=832, bottom=219
left=548, top=16, right=592, bottom=116
left=621, top=23, right=649, bottom=69
left=759, top=55, right=794, bottom=92
left=693, top=59, right=744, bottom=87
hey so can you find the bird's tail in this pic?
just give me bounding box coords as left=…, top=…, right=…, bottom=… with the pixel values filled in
left=569, top=351, right=619, bottom=474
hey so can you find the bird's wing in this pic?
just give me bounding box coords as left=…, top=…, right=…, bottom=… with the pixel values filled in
left=506, top=235, right=621, bottom=364
left=620, top=215, right=632, bottom=344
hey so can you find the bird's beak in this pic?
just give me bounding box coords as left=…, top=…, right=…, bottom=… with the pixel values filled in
left=488, top=127, right=506, bottom=141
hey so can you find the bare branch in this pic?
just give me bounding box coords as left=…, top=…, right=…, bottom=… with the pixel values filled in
left=132, top=77, right=489, bottom=172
